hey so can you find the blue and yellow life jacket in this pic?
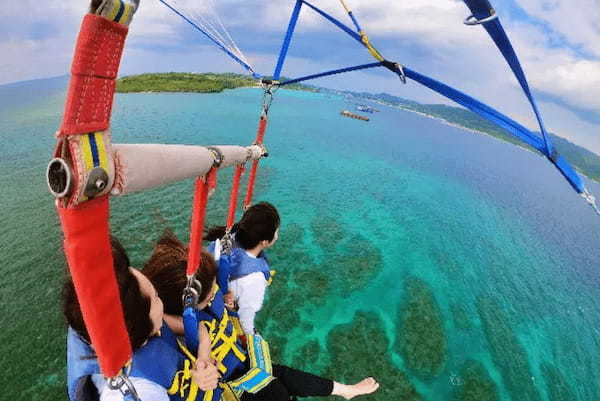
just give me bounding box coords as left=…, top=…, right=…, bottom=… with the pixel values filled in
left=68, top=292, right=274, bottom=401
left=67, top=323, right=200, bottom=401
left=183, top=289, right=274, bottom=401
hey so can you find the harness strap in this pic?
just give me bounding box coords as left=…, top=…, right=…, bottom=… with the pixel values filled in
left=227, top=164, right=245, bottom=228
left=187, top=168, right=218, bottom=277
left=58, top=196, right=131, bottom=377
left=59, top=14, right=128, bottom=136
left=338, top=0, right=362, bottom=32
left=359, top=32, right=385, bottom=62
left=243, top=87, right=271, bottom=209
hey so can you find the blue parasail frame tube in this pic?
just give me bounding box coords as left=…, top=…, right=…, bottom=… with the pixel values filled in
left=463, top=0, right=552, bottom=158
left=273, top=0, right=586, bottom=195
left=273, top=0, right=304, bottom=81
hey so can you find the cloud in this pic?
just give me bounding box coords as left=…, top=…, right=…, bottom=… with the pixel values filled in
left=0, top=0, right=598, bottom=155
left=515, top=0, right=600, bottom=58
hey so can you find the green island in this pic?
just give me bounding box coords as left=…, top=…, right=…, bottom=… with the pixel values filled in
left=116, top=72, right=313, bottom=93
left=116, top=72, right=600, bottom=183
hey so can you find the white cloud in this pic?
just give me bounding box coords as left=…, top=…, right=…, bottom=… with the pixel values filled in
left=516, top=0, right=600, bottom=58
left=0, top=0, right=598, bottom=155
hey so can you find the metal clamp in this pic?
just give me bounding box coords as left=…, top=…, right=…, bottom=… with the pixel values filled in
left=182, top=276, right=202, bottom=308
left=381, top=60, right=407, bottom=84
left=261, top=81, right=279, bottom=115
left=84, top=167, right=110, bottom=198
left=206, top=146, right=224, bottom=168
left=47, top=158, right=72, bottom=198
left=256, top=143, right=269, bottom=158
left=221, top=230, right=234, bottom=256
left=464, top=9, right=498, bottom=26
left=108, top=372, right=141, bottom=401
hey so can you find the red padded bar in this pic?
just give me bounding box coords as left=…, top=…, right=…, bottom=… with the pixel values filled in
left=59, top=14, right=128, bottom=136
left=58, top=196, right=132, bottom=376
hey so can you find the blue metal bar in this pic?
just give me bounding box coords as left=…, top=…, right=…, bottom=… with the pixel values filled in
left=279, top=62, right=383, bottom=86
left=274, top=0, right=304, bottom=80
left=463, top=0, right=552, bottom=155
left=158, top=0, right=258, bottom=77
left=403, top=66, right=545, bottom=152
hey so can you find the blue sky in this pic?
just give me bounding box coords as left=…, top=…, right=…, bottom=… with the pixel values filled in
left=2, top=0, right=599, bottom=154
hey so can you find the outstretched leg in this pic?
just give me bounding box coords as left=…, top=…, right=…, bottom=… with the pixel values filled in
left=272, top=365, right=379, bottom=399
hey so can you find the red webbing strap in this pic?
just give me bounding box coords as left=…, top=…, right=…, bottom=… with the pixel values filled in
left=187, top=168, right=218, bottom=277
left=58, top=196, right=131, bottom=377
left=255, top=115, right=268, bottom=144
left=243, top=116, right=268, bottom=208
left=227, top=165, right=245, bottom=229
left=59, top=14, right=128, bottom=136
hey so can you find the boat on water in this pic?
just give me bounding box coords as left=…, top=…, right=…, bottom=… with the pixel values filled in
left=356, top=105, right=378, bottom=113
left=341, top=110, right=370, bottom=121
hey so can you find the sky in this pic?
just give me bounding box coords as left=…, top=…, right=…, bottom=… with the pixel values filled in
left=1, top=0, right=599, bottom=154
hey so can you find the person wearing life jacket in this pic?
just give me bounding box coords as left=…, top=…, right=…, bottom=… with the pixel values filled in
left=63, top=236, right=220, bottom=401
left=143, top=230, right=380, bottom=401
left=205, top=202, right=280, bottom=335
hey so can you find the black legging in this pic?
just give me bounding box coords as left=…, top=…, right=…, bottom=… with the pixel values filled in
left=240, top=365, right=333, bottom=401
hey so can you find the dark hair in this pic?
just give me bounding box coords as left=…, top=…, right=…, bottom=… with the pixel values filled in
left=62, top=236, right=153, bottom=351
left=205, top=202, right=280, bottom=250
left=143, top=230, right=217, bottom=316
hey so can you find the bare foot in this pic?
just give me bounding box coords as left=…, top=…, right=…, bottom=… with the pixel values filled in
left=332, top=377, right=379, bottom=400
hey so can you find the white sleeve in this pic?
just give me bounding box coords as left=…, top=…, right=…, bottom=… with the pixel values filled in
left=99, top=377, right=169, bottom=401
left=233, top=273, right=267, bottom=334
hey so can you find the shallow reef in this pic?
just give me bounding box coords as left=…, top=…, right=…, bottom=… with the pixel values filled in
left=476, top=298, right=541, bottom=401
left=396, top=276, right=447, bottom=378
left=271, top=223, right=305, bottom=254
left=324, top=312, right=422, bottom=401
left=541, top=362, right=577, bottom=401
left=291, top=339, right=323, bottom=374
left=453, top=359, right=499, bottom=401
left=294, top=268, right=331, bottom=300
left=450, top=303, right=472, bottom=331
left=432, top=248, right=462, bottom=279
left=328, top=234, right=383, bottom=295
left=255, top=269, right=301, bottom=358
left=311, top=215, right=345, bottom=251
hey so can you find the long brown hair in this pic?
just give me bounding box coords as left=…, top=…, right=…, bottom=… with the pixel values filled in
left=143, top=230, right=216, bottom=316
left=62, top=236, right=153, bottom=351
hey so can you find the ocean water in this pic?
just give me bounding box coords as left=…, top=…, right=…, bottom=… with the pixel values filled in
left=1, top=79, right=599, bottom=401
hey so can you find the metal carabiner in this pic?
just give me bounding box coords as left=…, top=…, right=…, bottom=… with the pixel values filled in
left=464, top=9, right=498, bottom=26
left=108, top=371, right=141, bottom=401
left=182, top=275, right=202, bottom=308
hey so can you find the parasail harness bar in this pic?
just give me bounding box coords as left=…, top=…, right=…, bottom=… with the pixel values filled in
left=158, top=0, right=598, bottom=213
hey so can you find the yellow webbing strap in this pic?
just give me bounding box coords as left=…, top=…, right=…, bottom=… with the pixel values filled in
left=97, top=0, right=136, bottom=26
left=203, top=309, right=246, bottom=374
left=359, top=31, right=385, bottom=62
left=339, top=0, right=351, bottom=13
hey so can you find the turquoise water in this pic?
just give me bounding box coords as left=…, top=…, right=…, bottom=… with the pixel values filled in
left=1, top=79, right=599, bottom=401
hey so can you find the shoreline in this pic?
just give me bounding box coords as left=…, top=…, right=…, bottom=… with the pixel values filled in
left=366, top=98, right=600, bottom=186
